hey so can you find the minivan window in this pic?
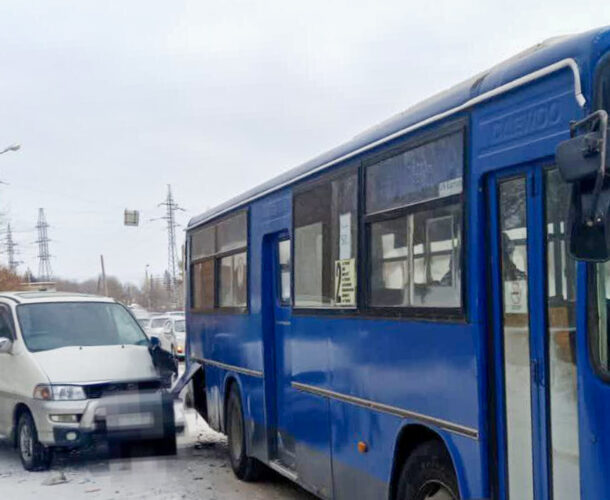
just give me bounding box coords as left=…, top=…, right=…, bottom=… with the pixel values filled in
left=175, top=319, right=185, bottom=332
left=0, top=308, right=13, bottom=340
left=17, top=302, right=149, bottom=353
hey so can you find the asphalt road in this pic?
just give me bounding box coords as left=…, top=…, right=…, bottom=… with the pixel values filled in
left=0, top=409, right=316, bottom=500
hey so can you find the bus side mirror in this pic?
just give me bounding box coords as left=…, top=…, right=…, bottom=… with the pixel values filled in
left=557, top=131, right=608, bottom=182
left=555, top=110, right=610, bottom=261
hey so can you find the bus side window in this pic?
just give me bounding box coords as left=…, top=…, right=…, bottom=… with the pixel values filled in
left=278, top=239, right=291, bottom=305
left=368, top=203, right=461, bottom=308
left=191, top=260, right=215, bottom=310
left=365, top=130, right=464, bottom=311
left=294, top=171, right=358, bottom=308
left=189, top=211, right=248, bottom=311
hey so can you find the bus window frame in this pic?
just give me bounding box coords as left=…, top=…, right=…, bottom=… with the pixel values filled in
left=291, top=162, right=360, bottom=312
left=360, top=119, right=468, bottom=322
left=215, top=247, right=249, bottom=312
left=291, top=118, right=468, bottom=323
left=277, top=236, right=292, bottom=307
left=189, top=209, right=250, bottom=315
left=190, top=256, right=216, bottom=312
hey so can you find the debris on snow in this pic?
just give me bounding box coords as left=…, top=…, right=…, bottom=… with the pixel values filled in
left=41, top=471, right=68, bottom=486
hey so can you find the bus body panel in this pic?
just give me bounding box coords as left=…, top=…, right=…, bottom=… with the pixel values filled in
left=291, top=315, right=481, bottom=498
left=472, top=68, right=583, bottom=177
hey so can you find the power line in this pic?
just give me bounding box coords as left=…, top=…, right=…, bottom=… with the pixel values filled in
left=35, top=208, right=53, bottom=281
left=156, top=185, right=184, bottom=305
left=5, top=223, right=21, bottom=272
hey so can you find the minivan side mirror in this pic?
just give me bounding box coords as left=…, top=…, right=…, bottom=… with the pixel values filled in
left=0, top=337, right=13, bottom=354
left=148, top=336, right=178, bottom=387
left=555, top=110, right=610, bottom=261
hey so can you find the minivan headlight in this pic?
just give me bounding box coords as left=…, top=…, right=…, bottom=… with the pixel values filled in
left=34, top=384, right=86, bottom=401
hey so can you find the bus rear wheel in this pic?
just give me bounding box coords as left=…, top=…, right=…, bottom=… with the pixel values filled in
left=226, top=386, right=263, bottom=482
left=396, top=440, right=459, bottom=500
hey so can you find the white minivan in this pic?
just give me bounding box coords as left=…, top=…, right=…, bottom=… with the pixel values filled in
left=148, top=315, right=177, bottom=354
left=0, top=292, right=181, bottom=471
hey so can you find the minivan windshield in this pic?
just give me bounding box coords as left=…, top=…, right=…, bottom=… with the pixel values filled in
left=17, top=302, right=149, bottom=353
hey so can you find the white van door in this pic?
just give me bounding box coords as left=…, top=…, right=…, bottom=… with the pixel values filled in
left=0, top=304, right=19, bottom=436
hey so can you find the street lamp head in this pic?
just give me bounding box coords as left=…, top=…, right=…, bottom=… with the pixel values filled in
left=0, top=144, right=21, bottom=155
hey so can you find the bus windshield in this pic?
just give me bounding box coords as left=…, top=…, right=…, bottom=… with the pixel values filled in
left=17, top=302, right=149, bottom=353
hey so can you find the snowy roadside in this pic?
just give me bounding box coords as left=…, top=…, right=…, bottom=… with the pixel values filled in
left=0, top=409, right=314, bottom=500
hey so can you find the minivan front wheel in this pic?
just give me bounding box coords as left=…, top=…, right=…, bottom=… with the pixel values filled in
left=17, top=411, right=51, bottom=471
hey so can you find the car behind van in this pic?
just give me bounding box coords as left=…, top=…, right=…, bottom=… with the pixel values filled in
left=0, top=292, right=181, bottom=471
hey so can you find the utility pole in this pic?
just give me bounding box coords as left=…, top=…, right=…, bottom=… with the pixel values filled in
left=150, top=272, right=155, bottom=310
left=35, top=208, right=53, bottom=281
left=100, top=254, right=108, bottom=296
left=6, top=223, right=20, bottom=272
left=145, top=264, right=152, bottom=309
left=156, top=185, right=184, bottom=306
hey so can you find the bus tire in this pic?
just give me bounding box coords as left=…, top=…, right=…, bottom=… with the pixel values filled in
left=226, top=386, right=263, bottom=482
left=396, top=440, right=459, bottom=500
left=184, top=381, right=194, bottom=408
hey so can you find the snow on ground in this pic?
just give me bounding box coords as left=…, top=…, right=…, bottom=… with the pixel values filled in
left=0, top=409, right=315, bottom=500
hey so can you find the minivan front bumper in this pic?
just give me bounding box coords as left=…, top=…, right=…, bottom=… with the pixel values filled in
left=30, top=391, right=183, bottom=447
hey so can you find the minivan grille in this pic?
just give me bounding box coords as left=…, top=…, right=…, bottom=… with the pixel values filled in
left=83, top=379, right=162, bottom=399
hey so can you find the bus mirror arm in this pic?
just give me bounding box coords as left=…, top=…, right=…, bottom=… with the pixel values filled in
left=555, top=110, right=610, bottom=261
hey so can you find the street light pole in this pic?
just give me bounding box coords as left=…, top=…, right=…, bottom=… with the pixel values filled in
left=0, top=144, right=20, bottom=155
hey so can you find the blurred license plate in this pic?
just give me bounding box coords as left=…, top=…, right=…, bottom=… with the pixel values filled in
left=107, top=412, right=154, bottom=429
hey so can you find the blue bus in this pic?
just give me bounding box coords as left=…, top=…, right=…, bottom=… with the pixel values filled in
left=184, top=27, right=610, bottom=500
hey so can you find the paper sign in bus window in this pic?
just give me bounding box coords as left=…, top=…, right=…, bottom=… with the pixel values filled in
left=335, top=258, right=356, bottom=306
left=339, top=212, right=352, bottom=260
left=504, top=280, right=528, bottom=314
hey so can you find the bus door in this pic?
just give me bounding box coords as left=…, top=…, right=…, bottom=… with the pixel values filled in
left=488, top=167, right=581, bottom=500
left=263, top=233, right=296, bottom=470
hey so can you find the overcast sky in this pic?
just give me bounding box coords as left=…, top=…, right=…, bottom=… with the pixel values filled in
left=0, top=1, right=608, bottom=285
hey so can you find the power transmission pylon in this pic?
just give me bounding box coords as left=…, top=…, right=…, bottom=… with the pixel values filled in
left=5, top=223, right=20, bottom=272
left=35, top=208, right=53, bottom=281
left=157, top=185, right=184, bottom=305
